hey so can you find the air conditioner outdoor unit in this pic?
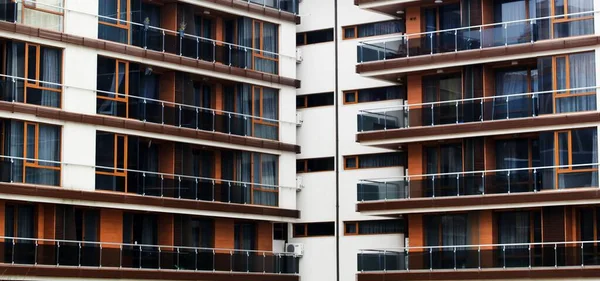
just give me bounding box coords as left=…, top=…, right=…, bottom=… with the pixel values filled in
left=296, top=176, right=304, bottom=191
left=295, top=48, right=303, bottom=64
left=296, top=112, right=303, bottom=127
left=285, top=243, right=304, bottom=257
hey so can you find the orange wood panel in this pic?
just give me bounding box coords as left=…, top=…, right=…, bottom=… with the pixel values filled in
left=257, top=221, right=273, bottom=251
left=407, top=143, right=424, bottom=198
left=36, top=203, right=45, bottom=239
left=564, top=207, right=576, bottom=242
left=215, top=83, right=224, bottom=111
left=543, top=206, right=565, bottom=242
left=159, top=142, right=175, bottom=174
left=215, top=18, right=224, bottom=42
left=469, top=212, right=480, bottom=245
left=100, top=209, right=123, bottom=246
left=158, top=213, right=174, bottom=248
left=407, top=74, right=423, bottom=127
left=405, top=6, right=422, bottom=34
left=483, top=65, right=495, bottom=98
left=481, top=0, right=494, bottom=24
left=479, top=210, right=494, bottom=268
left=407, top=214, right=424, bottom=269
left=214, top=218, right=234, bottom=251
left=161, top=3, right=178, bottom=31
left=484, top=137, right=496, bottom=170
left=159, top=72, right=176, bottom=103
left=0, top=201, right=5, bottom=239
left=43, top=204, right=55, bottom=239
left=213, top=151, right=222, bottom=202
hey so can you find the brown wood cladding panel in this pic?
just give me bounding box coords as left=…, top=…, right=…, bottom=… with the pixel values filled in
left=0, top=183, right=300, bottom=218
left=0, top=21, right=299, bottom=88
left=43, top=204, right=55, bottom=239
left=159, top=72, right=176, bottom=103
left=158, top=213, right=174, bottom=248
left=0, top=201, right=4, bottom=238
left=0, top=264, right=300, bottom=281
left=161, top=3, right=178, bottom=31
left=36, top=203, right=45, bottom=240
left=481, top=0, right=494, bottom=24
left=543, top=206, right=565, bottom=242
left=214, top=218, right=235, bottom=250
left=357, top=112, right=600, bottom=143
left=407, top=143, right=424, bottom=198
left=408, top=214, right=424, bottom=270
left=257, top=221, right=273, bottom=251
left=159, top=142, right=175, bottom=174
left=0, top=101, right=300, bottom=153
left=405, top=6, right=422, bottom=35
left=100, top=209, right=123, bottom=246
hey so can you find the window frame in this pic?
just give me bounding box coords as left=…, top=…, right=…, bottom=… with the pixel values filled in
left=292, top=222, right=335, bottom=238
left=344, top=220, right=404, bottom=236
left=22, top=0, right=65, bottom=31
left=296, top=157, right=335, bottom=173
left=23, top=42, right=63, bottom=108
left=554, top=129, right=598, bottom=189
left=342, top=20, right=404, bottom=40
left=296, top=92, right=335, bottom=108
left=97, top=58, right=130, bottom=117
left=5, top=203, right=37, bottom=239
left=22, top=121, right=61, bottom=185
left=297, top=28, right=335, bottom=46
left=251, top=20, right=279, bottom=73
left=95, top=133, right=128, bottom=192
left=250, top=153, right=279, bottom=205
left=251, top=86, right=279, bottom=138
left=98, top=0, right=131, bottom=43
left=493, top=209, right=541, bottom=245
left=343, top=152, right=405, bottom=170
left=552, top=54, right=596, bottom=113
left=550, top=0, right=594, bottom=26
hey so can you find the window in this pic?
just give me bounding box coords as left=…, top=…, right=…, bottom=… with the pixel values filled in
left=98, top=0, right=130, bottom=44
left=296, top=28, right=334, bottom=46
left=252, top=20, right=279, bottom=74
left=297, top=157, right=335, bottom=173
left=234, top=221, right=257, bottom=250
left=19, top=0, right=64, bottom=31
left=552, top=52, right=596, bottom=113
left=578, top=207, right=600, bottom=241
left=97, top=57, right=129, bottom=118
left=224, top=85, right=279, bottom=140
left=496, top=210, right=541, bottom=267
left=551, top=0, right=593, bottom=38
left=123, top=212, right=158, bottom=245
left=296, top=92, right=334, bottom=108
left=555, top=128, right=598, bottom=189
left=293, top=222, right=335, bottom=237
left=95, top=131, right=128, bottom=192
left=342, top=20, right=404, bottom=39
left=5, top=203, right=35, bottom=239
left=2, top=120, right=61, bottom=186
left=274, top=223, right=288, bottom=240
left=344, top=219, right=404, bottom=235
left=221, top=151, right=279, bottom=206
left=0, top=41, right=62, bottom=108
left=343, top=86, right=405, bottom=104
left=344, top=152, right=406, bottom=170
left=55, top=205, right=99, bottom=242
left=174, top=215, right=214, bottom=248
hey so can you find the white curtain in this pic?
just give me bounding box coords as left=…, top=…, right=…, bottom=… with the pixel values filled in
left=254, top=22, right=278, bottom=74
left=498, top=212, right=530, bottom=245
left=40, top=47, right=60, bottom=107
left=21, top=0, right=63, bottom=31
left=556, top=52, right=596, bottom=113
left=235, top=85, right=253, bottom=136
left=253, top=154, right=278, bottom=206
left=5, top=42, right=24, bottom=103
left=494, top=70, right=529, bottom=119
left=237, top=18, right=253, bottom=69
left=7, top=120, right=24, bottom=183
left=16, top=205, right=34, bottom=238
left=358, top=21, right=402, bottom=38
left=254, top=88, right=278, bottom=140
left=441, top=215, right=467, bottom=246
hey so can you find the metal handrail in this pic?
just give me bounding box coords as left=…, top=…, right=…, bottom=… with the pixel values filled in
left=13, top=0, right=294, bottom=59
left=0, top=154, right=297, bottom=191
left=0, top=73, right=295, bottom=125
left=0, top=236, right=294, bottom=255
left=359, top=162, right=599, bottom=182
left=361, top=239, right=600, bottom=252
left=359, top=86, right=599, bottom=114
left=359, top=10, right=598, bottom=46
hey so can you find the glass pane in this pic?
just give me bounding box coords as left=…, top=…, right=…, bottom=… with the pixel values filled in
left=571, top=128, right=597, bottom=167
left=555, top=0, right=564, bottom=15
left=117, top=62, right=126, bottom=95
left=26, top=124, right=35, bottom=163
left=556, top=57, right=567, bottom=90
left=96, top=132, right=115, bottom=169
left=558, top=132, right=569, bottom=166
left=116, top=135, right=125, bottom=169
left=27, top=45, right=37, bottom=81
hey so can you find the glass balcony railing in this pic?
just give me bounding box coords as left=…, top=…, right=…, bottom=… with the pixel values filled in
left=0, top=236, right=299, bottom=274
left=358, top=86, right=598, bottom=132
left=357, top=11, right=596, bottom=63
left=358, top=240, right=600, bottom=272
left=0, top=1, right=288, bottom=75
left=0, top=73, right=293, bottom=141
left=0, top=155, right=295, bottom=207
left=357, top=163, right=599, bottom=202
left=246, top=0, right=299, bottom=14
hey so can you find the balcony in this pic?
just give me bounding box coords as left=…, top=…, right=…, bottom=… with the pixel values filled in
left=356, top=11, right=597, bottom=74
left=0, top=236, right=298, bottom=275
left=357, top=241, right=600, bottom=276
left=358, top=86, right=598, bottom=133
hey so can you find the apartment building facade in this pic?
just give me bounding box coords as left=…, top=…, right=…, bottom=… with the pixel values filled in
left=0, top=0, right=303, bottom=280
left=0, top=0, right=598, bottom=281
